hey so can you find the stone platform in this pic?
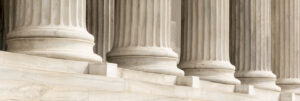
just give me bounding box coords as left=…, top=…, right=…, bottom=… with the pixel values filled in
left=0, top=51, right=297, bottom=101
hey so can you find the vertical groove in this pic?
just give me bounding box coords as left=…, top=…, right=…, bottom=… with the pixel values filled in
left=86, top=0, right=115, bottom=61
left=113, top=0, right=171, bottom=48
left=230, top=0, right=274, bottom=77
left=272, top=0, right=300, bottom=81
left=14, top=0, right=85, bottom=28
left=180, top=0, right=240, bottom=85
left=180, top=0, right=231, bottom=63
left=7, top=0, right=101, bottom=62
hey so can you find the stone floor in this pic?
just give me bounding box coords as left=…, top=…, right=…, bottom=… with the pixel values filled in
left=0, top=51, right=297, bottom=101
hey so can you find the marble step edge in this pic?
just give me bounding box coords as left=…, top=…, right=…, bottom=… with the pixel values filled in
left=89, top=63, right=200, bottom=88
left=0, top=51, right=285, bottom=100
left=0, top=51, right=219, bottom=90
left=0, top=51, right=89, bottom=73
left=1, top=64, right=285, bottom=101
left=79, top=63, right=285, bottom=101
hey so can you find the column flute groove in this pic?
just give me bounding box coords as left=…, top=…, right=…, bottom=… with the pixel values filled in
left=272, top=0, right=300, bottom=93
left=7, top=0, right=101, bottom=62
left=108, top=0, right=184, bottom=76
left=230, top=0, right=280, bottom=91
left=86, top=0, right=114, bottom=62
left=179, top=0, right=240, bottom=84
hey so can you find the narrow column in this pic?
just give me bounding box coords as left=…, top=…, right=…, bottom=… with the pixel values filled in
left=108, top=0, right=184, bottom=76
left=86, top=0, right=114, bottom=62
left=1, top=0, right=14, bottom=50
left=272, top=0, right=300, bottom=92
left=6, top=0, right=101, bottom=62
left=230, top=0, right=280, bottom=91
left=179, top=0, right=240, bottom=84
left=0, top=0, right=4, bottom=50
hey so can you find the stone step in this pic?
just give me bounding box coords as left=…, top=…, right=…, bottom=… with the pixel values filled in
left=0, top=61, right=288, bottom=101
left=119, top=68, right=178, bottom=86
left=0, top=51, right=89, bottom=73
left=0, top=63, right=126, bottom=92
left=0, top=80, right=190, bottom=101
left=0, top=51, right=292, bottom=101
left=89, top=63, right=199, bottom=88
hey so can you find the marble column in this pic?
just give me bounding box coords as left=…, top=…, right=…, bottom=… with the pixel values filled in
left=272, top=0, right=300, bottom=92
left=179, top=0, right=240, bottom=84
left=86, top=0, right=114, bottom=62
left=108, top=0, right=184, bottom=76
left=6, top=0, right=101, bottom=62
left=230, top=0, right=280, bottom=91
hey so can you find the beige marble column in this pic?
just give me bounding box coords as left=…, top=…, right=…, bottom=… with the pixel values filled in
left=86, top=0, right=114, bottom=62
left=230, top=0, right=280, bottom=91
left=108, top=0, right=184, bottom=76
left=179, top=0, right=240, bottom=84
left=6, top=0, right=101, bottom=62
left=272, top=0, right=300, bottom=92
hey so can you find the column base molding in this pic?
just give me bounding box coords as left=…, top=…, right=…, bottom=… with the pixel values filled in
left=238, top=77, right=280, bottom=91
left=235, top=71, right=276, bottom=78
left=235, top=71, right=280, bottom=91
left=279, top=85, right=300, bottom=94
left=7, top=38, right=101, bottom=62
left=7, top=27, right=94, bottom=41
left=183, top=68, right=240, bottom=85
left=108, top=56, right=184, bottom=76
left=277, top=79, right=300, bottom=94
left=179, top=61, right=240, bottom=85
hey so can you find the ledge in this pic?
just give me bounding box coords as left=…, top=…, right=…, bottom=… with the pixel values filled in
left=0, top=51, right=296, bottom=101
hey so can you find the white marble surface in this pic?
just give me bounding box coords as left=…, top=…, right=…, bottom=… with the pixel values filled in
left=176, top=76, right=200, bottom=88
left=234, top=85, right=255, bottom=95
left=0, top=52, right=285, bottom=101
left=0, top=51, right=89, bottom=73
left=89, top=63, right=119, bottom=78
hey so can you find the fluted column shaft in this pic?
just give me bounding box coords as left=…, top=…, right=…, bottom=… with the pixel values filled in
left=179, top=0, right=240, bottom=84
left=108, top=0, right=184, bottom=76
left=7, top=0, right=101, bottom=62
left=230, top=0, right=280, bottom=91
left=86, top=0, right=114, bottom=62
left=272, top=0, right=300, bottom=92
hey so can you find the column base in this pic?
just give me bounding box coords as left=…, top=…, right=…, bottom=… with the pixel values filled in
left=235, top=71, right=280, bottom=91
left=277, top=79, right=300, bottom=93
left=7, top=27, right=102, bottom=62
left=179, top=61, right=240, bottom=85
left=238, top=78, right=280, bottom=91
left=108, top=47, right=184, bottom=76
left=108, top=56, right=184, bottom=76
left=7, top=38, right=102, bottom=62
left=183, top=68, right=240, bottom=85
left=279, top=85, right=300, bottom=94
